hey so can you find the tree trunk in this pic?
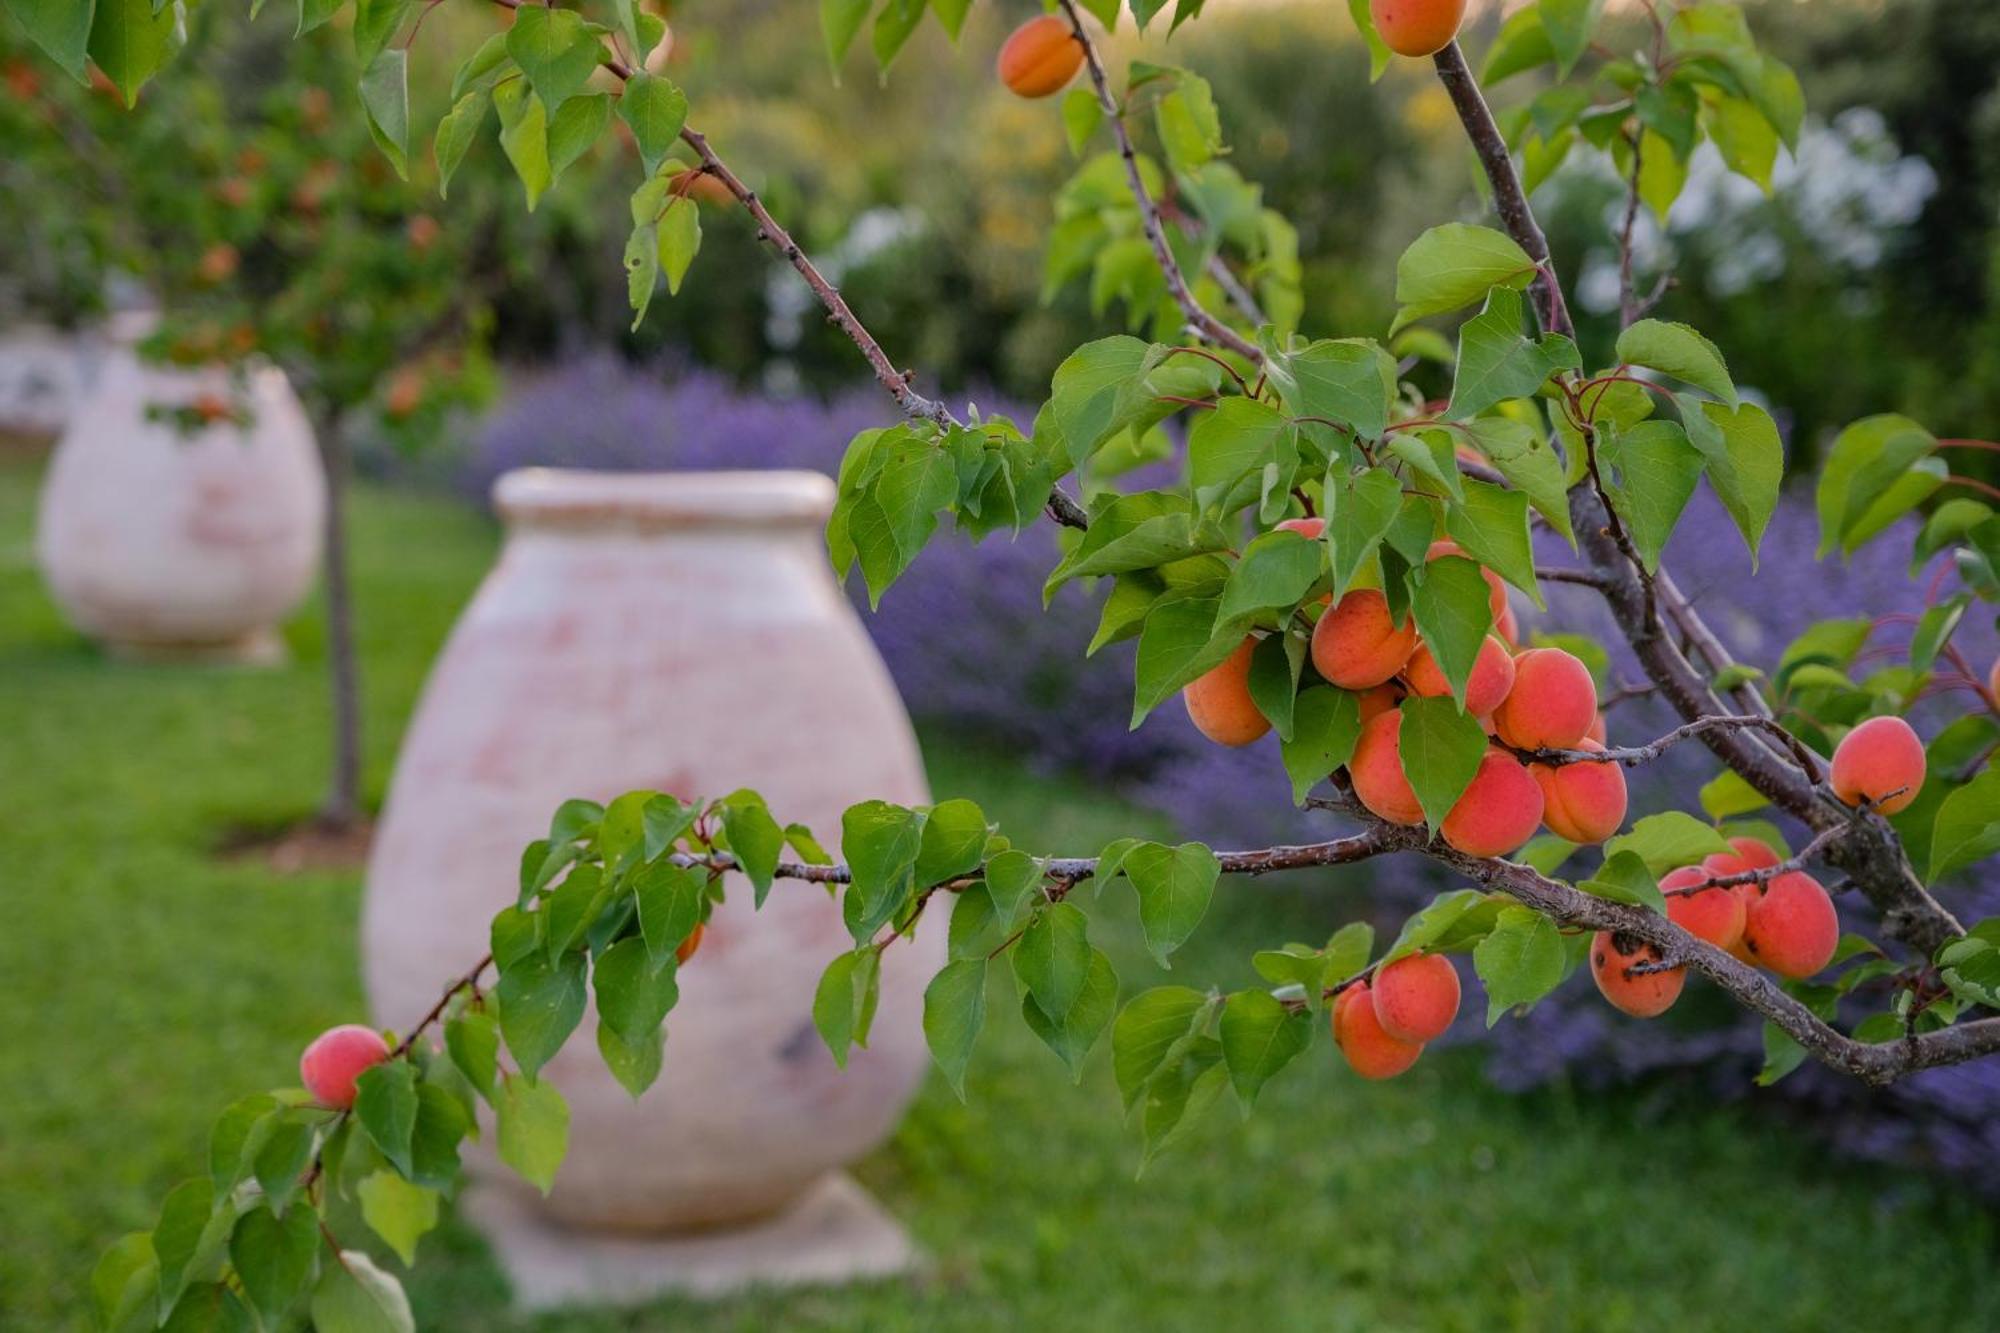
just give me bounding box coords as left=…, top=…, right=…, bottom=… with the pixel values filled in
left=315, top=412, right=364, bottom=832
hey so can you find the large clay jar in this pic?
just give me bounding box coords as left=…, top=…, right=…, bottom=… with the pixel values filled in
left=35, top=320, right=324, bottom=663
left=363, top=468, right=939, bottom=1231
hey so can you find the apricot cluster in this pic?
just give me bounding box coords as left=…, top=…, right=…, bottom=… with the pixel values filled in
left=1181, top=538, right=1625, bottom=858
left=1332, top=951, right=1459, bottom=1079
left=1591, top=835, right=1840, bottom=1018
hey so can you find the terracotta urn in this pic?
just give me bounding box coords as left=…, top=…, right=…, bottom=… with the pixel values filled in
left=362, top=468, right=939, bottom=1232
left=34, top=320, right=325, bottom=663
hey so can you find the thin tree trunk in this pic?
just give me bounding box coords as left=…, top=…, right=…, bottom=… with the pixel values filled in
left=314, top=411, right=363, bottom=831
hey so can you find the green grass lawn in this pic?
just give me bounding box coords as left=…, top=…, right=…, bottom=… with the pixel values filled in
left=4, top=457, right=1999, bottom=1330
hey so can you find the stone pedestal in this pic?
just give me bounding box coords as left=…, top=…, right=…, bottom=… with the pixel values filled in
left=462, top=1174, right=921, bottom=1312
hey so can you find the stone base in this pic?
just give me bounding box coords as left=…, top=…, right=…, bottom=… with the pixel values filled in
left=101, top=627, right=287, bottom=667
left=462, top=1173, right=921, bottom=1313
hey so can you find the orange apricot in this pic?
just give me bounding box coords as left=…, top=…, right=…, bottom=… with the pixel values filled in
left=1493, top=647, right=1598, bottom=750
left=1530, top=741, right=1628, bottom=844
left=1404, top=633, right=1518, bottom=716
left=997, top=15, right=1084, bottom=98
left=1440, top=747, right=1545, bottom=857
left=1183, top=638, right=1272, bottom=747
left=1371, top=952, right=1461, bottom=1043
left=1311, top=588, right=1419, bottom=689
left=1355, top=682, right=1403, bottom=724
left=1590, top=932, right=1684, bottom=1018
left=1830, top=715, right=1926, bottom=816
left=1585, top=712, right=1607, bottom=745
left=300, top=1025, right=391, bottom=1109
left=1349, top=708, right=1425, bottom=826
left=1662, top=864, right=1746, bottom=952
left=1742, top=872, right=1839, bottom=979
left=1495, top=603, right=1521, bottom=647
left=1369, top=0, right=1467, bottom=58
left=1727, top=836, right=1782, bottom=869
left=1332, top=981, right=1424, bottom=1079
left=676, top=921, right=705, bottom=965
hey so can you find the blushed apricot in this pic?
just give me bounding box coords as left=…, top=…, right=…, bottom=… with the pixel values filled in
left=1371, top=952, right=1461, bottom=1043
left=997, top=15, right=1083, bottom=98
left=1183, top=638, right=1272, bottom=747
left=1493, top=647, right=1598, bottom=750
left=1355, top=682, right=1403, bottom=723
left=1426, top=539, right=1508, bottom=623
left=1333, top=980, right=1424, bottom=1079
left=1311, top=589, right=1419, bottom=690
left=1699, top=851, right=1763, bottom=963
left=676, top=921, right=705, bottom=964
left=1662, top=864, right=1746, bottom=952
left=1830, top=715, right=1926, bottom=816
left=1743, top=872, right=1839, bottom=979
left=1369, top=0, right=1467, bottom=58
left=1728, top=836, right=1782, bottom=869
left=1530, top=741, right=1628, bottom=844
left=1495, top=603, right=1521, bottom=647
left=1440, top=747, right=1544, bottom=857
left=1405, top=633, right=1517, bottom=716
left=300, top=1025, right=391, bottom=1109
left=1349, top=708, right=1425, bottom=826
left=1590, top=932, right=1684, bottom=1018
left=1585, top=712, right=1607, bottom=745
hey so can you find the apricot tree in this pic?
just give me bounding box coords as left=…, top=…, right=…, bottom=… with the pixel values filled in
left=11, top=1, right=2000, bottom=1328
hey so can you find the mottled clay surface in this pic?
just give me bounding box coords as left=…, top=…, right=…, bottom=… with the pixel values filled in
left=35, top=344, right=324, bottom=661
left=363, top=469, right=939, bottom=1232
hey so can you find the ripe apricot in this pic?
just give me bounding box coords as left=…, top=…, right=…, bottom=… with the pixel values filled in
left=1349, top=708, right=1424, bottom=826
left=1405, top=633, right=1517, bottom=716
left=1742, top=872, right=1839, bottom=979
left=1369, top=0, right=1467, bottom=58
left=1311, top=589, right=1419, bottom=689
left=1495, top=603, right=1521, bottom=647
left=1585, top=712, right=1607, bottom=745
left=1426, top=539, right=1508, bottom=623
left=1662, top=864, right=1746, bottom=951
left=676, top=921, right=705, bottom=965
left=1728, top=836, right=1782, bottom=870
left=1355, top=682, right=1403, bottom=723
left=300, top=1024, right=391, bottom=1109
left=997, top=15, right=1084, bottom=99
left=1493, top=647, right=1597, bottom=750
left=1371, top=952, right=1460, bottom=1043
left=1332, top=981, right=1424, bottom=1079
left=1530, top=741, right=1628, bottom=844
left=1440, top=747, right=1544, bottom=857
left=1830, top=715, right=1926, bottom=816
left=1590, top=932, right=1684, bottom=1018
left=1183, top=638, right=1272, bottom=747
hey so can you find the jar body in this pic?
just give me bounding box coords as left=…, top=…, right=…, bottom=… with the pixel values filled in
left=362, top=469, right=938, bottom=1230
left=36, top=348, right=324, bottom=662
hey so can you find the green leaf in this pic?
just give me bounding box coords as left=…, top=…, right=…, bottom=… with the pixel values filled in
left=1605, top=811, right=1732, bottom=878
left=229, top=1203, right=317, bottom=1323
left=1932, top=771, right=2000, bottom=882
left=624, top=221, right=661, bottom=331
left=407, top=1084, right=470, bottom=1188
left=871, top=0, right=925, bottom=69
left=1247, top=631, right=1304, bottom=740
left=1188, top=398, right=1290, bottom=510
left=821, top=0, right=870, bottom=69
left=8, top=0, right=95, bottom=80
left=1680, top=397, right=1783, bottom=565
left=1112, top=986, right=1210, bottom=1110
left=592, top=937, right=680, bottom=1046
left=208, top=1094, right=279, bottom=1195
left=547, top=90, right=610, bottom=182
left=1699, top=768, right=1770, bottom=820
left=506, top=3, right=603, bottom=109
left=1062, top=87, right=1103, bottom=155
left=922, top=959, right=987, bottom=1098
left=812, top=948, right=882, bottom=1068
left=1482, top=5, right=1552, bottom=84
left=1578, top=849, right=1667, bottom=915
left=635, top=860, right=705, bottom=965
left=91, top=1231, right=157, bottom=1333
left=1459, top=415, right=1574, bottom=543
left=1447, top=286, right=1581, bottom=420
left=1131, top=596, right=1235, bottom=728
left=1047, top=336, right=1160, bottom=467
left=357, top=1171, right=438, bottom=1268
left=493, top=80, right=552, bottom=210
left=86, top=0, right=180, bottom=108
left=353, top=1061, right=418, bottom=1178
left=359, top=48, right=412, bottom=178
left=1014, top=902, right=1093, bottom=1019
left=1539, top=0, right=1604, bottom=74
left=1217, top=532, right=1322, bottom=628
left=153, top=1178, right=227, bottom=1309
left=983, top=849, right=1045, bottom=930
left=1324, top=466, right=1403, bottom=601
left=434, top=90, right=489, bottom=200
left=915, top=798, right=989, bottom=888
left=496, top=950, right=588, bottom=1078
left=658, top=197, right=702, bottom=295
left=841, top=800, right=923, bottom=942
left=1473, top=906, right=1566, bottom=1023
left=1411, top=555, right=1498, bottom=708
left=1022, top=948, right=1118, bottom=1080
left=252, top=1118, right=314, bottom=1216
left=720, top=789, right=786, bottom=904
left=1392, top=223, right=1536, bottom=332
left=1345, top=0, right=1391, bottom=79
left=1397, top=696, right=1489, bottom=831
left=617, top=72, right=687, bottom=177
left=354, top=0, right=412, bottom=66
left=1123, top=841, right=1220, bottom=966
left=1602, top=419, right=1705, bottom=572
left=495, top=1073, right=568, bottom=1195
left=1218, top=989, right=1311, bottom=1106
left=1616, top=319, right=1736, bottom=405
left=1138, top=1045, right=1230, bottom=1169
left=310, top=1249, right=415, bottom=1333
left=1270, top=338, right=1397, bottom=439
left=1815, top=414, right=1941, bottom=559
left=597, top=1022, right=664, bottom=1098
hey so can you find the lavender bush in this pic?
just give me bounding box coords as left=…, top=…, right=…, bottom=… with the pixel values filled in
left=461, top=357, right=2000, bottom=1191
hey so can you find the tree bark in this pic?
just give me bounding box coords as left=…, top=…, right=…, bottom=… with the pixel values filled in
left=314, top=410, right=364, bottom=832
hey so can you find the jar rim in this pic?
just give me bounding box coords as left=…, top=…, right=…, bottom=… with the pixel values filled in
left=494, top=468, right=836, bottom=530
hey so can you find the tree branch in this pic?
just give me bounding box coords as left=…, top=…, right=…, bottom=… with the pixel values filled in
left=1055, top=0, right=1263, bottom=363
left=1519, top=713, right=1830, bottom=781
